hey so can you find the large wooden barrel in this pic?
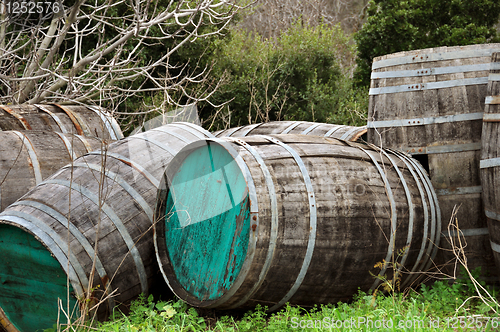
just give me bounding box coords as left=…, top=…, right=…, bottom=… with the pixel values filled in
left=0, top=131, right=103, bottom=211
left=154, top=135, right=440, bottom=310
left=215, top=121, right=367, bottom=141
left=368, top=44, right=500, bottom=281
left=0, top=123, right=213, bottom=331
left=480, top=52, right=500, bottom=280
left=0, top=104, right=123, bottom=140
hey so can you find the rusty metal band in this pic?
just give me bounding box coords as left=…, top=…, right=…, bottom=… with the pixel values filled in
left=54, top=132, right=77, bottom=160
left=442, top=228, right=489, bottom=237
left=281, top=121, right=304, bottom=134
left=489, top=73, right=500, bottom=81
left=74, top=134, right=94, bottom=153
left=262, top=136, right=317, bottom=312
left=485, top=96, right=500, bottom=105
left=217, top=126, right=241, bottom=137
left=402, top=142, right=481, bottom=155
left=225, top=138, right=279, bottom=309
left=384, top=152, right=415, bottom=282
left=301, top=123, right=322, bottom=135
left=0, top=214, right=85, bottom=297
left=368, top=112, right=483, bottom=128
left=87, top=151, right=160, bottom=187
left=372, top=48, right=500, bottom=70
left=10, top=200, right=115, bottom=310
left=357, top=147, right=397, bottom=292
left=340, top=126, right=363, bottom=140
left=369, top=77, right=488, bottom=95
left=323, top=125, right=345, bottom=137
left=483, top=113, right=500, bottom=122
left=239, top=123, right=264, bottom=137
left=86, top=105, right=123, bottom=139
left=172, top=122, right=215, bottom=138
left=41, top=178, right=148, bottom=294
left=0, top=105, right=32, bottom=130
left=64, top=163, right=154, bottom=222
left=51, top=104, right=85, bottom=135
left=151, top=127, right=193, bottom=144
left=34, top=104, right=68, bottom=133
left=164, top=138, right=258, bottom=308
left=435, top=186, right=482, bottom=196
left=12, top=131, right=43, bottom=184
left=389, top=150, right=431, bottom=289
left=371, top=63, right=491, bottom=79
left=130, top=134, right=178, bottom=155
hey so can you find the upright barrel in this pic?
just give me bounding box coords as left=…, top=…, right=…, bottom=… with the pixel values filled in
left=368, top=44, right=500, bottom=281
left=215, top=121, right=367, bottom=141
left=154, top=135, right=440, bottom=310
left=480, top=52, right=500, bottom=280
left=0, top=123, right=212, bottom=332
left=0, top=104, right=123, bottom=140
left=0, top=131, right=103, bottom=211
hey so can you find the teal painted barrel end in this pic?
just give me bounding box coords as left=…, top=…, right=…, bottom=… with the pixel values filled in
left=0, top=224, right=78, bottom=332
left=155, top=140, right=251, bottom=306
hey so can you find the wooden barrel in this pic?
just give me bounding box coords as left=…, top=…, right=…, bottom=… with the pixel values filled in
left=0, top=104, right=123, bottom=140
left=480, top=52, right=500, bottom=281
left=368, top=44, right=500, bottom=281
left=215, top=121, right=367, bottom=141
left=154, top=135, right=440, bottom=310
left=0, top=123, right=213, bottom=331
left=0, top=131, right=103, bottom=211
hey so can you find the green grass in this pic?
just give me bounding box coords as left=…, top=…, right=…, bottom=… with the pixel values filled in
left=45, top=268, right=500, bottom=332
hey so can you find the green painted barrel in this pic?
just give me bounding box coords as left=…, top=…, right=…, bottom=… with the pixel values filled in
left=0, top=224, right=78, bottom=332
left=0, top=123, right=213, bottom=331
left=155, top=135, right=440, bottom=310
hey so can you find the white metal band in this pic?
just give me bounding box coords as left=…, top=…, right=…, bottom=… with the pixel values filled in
left=239, top=123, right=263, bottom=137
left=264, top=136, right=317, bottom=312
left=489, top=73, right=500, bottom=81
left=371, top=63, right=491, bottom=79
left=485, top=96, right=500, bottom=105
left=435, top=186, right=482, bottom=196
left=85, top=105, right=119, bottom=140
left=372, top=48, right=500, bottom=70
left=74, top=134, right=94, bottom=153
left=340, top=126, right=363, bottom=140
left=402, top=142, right=481, bottom=155
left=54, top=132, right=77, bottom=160
left=369, top=77, right=488, bottom=95
left=41, top=178, right=149, bottom=294
left=151, top=127, right=192, bottom=144
left=131, top=134, right=178, bottom=155
left=301, top=123, right=322, bottom=135
left=480, top=157, right=500, bottom=169
left=35, top=104, right=68, bottom=133
left=282, top=122, right=304, bottom=134
left=486, top=210, right=500, bottom=222
left=323, top=125, right=345, bottom=137
left=490, top=241, right=500, bottom=254
left=368, top=112, right=483, bottom=128
left=217, top=126, right=241, bottom=137
left=12, top=131, right=43, bottom=184
left=225, top=138, right=279, bottom=309
left=172, top=122, right=215, bottom=138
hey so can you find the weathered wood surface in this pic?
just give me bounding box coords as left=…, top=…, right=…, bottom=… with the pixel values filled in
left=480, top=52, right=500, bottom=281
left=155, top=135, right=440, bottom=310
left=368, top=44, right=500, bottom=281
left=0, top=104, right=123, bottom=140
left=0, top=131, right=103, bottom=211
left=215, top=121, right=367, bottom=141
left=0, top=123, right=213, bottom=331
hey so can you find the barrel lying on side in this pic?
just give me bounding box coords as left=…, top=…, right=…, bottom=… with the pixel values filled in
left=154, top=135, right=440, bottom=310
left=0, top=104, right=123, bottom=140
left=368, top=44, right=500, bottom=280
left=480, top=52, right=500, bottom=280
left=216, top=121, right=367, bottom=141
left=0, top=123, right=212, bottom=332
left=0, top=131, right=104, bottom=211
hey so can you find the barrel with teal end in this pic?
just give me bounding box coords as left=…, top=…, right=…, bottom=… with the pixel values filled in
left=0, top=224, right=78, bottom=332
left=155, top=135, right=440, bottom=310
left=480, top=52, right=500, bottom=281
left=0, top=122, right=214, bottom=331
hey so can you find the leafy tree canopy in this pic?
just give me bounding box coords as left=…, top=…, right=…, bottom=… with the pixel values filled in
left=354, top=0, right=500, bottom=86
